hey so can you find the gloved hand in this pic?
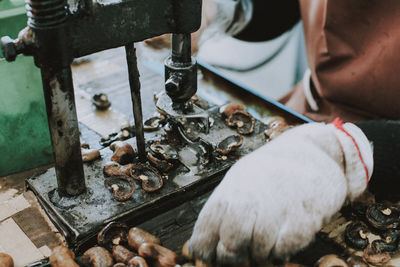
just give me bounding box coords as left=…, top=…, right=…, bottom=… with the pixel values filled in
left=188, top=120, right=373, bottom=265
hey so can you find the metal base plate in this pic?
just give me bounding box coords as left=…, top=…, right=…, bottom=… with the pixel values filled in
left=26, top=105, right=268, bottom=251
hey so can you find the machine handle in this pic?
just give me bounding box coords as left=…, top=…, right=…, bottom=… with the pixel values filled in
left=1, top=36, right=18, bottom=61
left=1, top=27, right=36, bottom=62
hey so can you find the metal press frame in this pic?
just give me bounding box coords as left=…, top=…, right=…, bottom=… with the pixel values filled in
left=1, top=0, right=201, bottom=196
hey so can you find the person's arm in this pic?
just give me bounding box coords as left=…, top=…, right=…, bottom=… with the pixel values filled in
left=234, top=0, right=301, bottom=42
left=208, top=0, right=301, bottom=41
left=144, top=0, right=301, bottom=52
left=188, top=120, right=373, bottom=265
left=355, top=120, right=400, bottom=201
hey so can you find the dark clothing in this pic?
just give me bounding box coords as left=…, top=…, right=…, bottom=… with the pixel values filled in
left=298, top=0, right=400, bottom=121
left=234, top=0, right=300, bottom=42
left=234, top=1, right=400, bottom=199
left=356, top=121, right=400, bottom=201
left=236, top=0, right=400, bottom=122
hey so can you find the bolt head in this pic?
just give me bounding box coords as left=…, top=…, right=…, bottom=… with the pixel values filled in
left=165, top=77, right=180, bottom=95
left=1, top=36, right=17, bottom=61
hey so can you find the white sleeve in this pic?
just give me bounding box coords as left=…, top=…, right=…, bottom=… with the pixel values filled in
left=211, top=0, right=253, bottom=36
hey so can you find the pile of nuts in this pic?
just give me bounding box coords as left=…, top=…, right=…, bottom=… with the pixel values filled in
left=50, top=223, right=177, bottom=267
left=300, top=201, right=400, bottom=267
left=342, top=202, right=400, bottom=266
left=103, top=142, right=164, bottom=201
left=48, top=221, right=252, bottom=267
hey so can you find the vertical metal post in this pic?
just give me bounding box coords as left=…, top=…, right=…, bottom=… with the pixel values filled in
left=125, top=43, right=146, bottom=162
left=165, top=33, right=197, bottom=103
left=171, top=33, right=192, bottom=63
left=41, top=66, right=86, bottom=196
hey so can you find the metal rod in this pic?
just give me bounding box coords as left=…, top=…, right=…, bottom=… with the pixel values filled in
left=125, top=43, right=146, bottom=162
left=171, top=33, right=191, bottom=63
left=41, top=66, right=86, bottom=196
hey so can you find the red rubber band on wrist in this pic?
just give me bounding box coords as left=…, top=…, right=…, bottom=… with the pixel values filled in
left=331, top=117, right=370, bottom=184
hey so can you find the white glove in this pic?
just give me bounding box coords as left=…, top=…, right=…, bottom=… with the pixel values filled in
left=188, top=121, right=373, bottom=265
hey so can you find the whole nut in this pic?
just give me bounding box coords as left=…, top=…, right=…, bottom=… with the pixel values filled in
left=195, top=259, right=212, bottom=267
left=82, top=149, right=101, bottom=163
left=138, top=243, right=177, bottom=267
left=346, top=255, right=368, bottom=267
left=112, top=245, right=137, bottom=264
left=49, top=246, right=78, bottom=267
left=128, top=228, right=160, bottom=250
left=127, top=256, right=148, bottom=267
left=182, top=241, right=192, bottom=260
left=81, top=247, right=114, bottom=267
left=363, top=247, right=391, bottom=266
left=317, top=254, right=348, bottom=267
left=0, top=253, right=14, bottom=267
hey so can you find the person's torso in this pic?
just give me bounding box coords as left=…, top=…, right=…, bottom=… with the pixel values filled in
left=299, top=0, right=400, bottom=121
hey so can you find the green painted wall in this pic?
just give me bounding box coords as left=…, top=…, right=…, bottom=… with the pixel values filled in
left=0, top=0, right=53, bottom=176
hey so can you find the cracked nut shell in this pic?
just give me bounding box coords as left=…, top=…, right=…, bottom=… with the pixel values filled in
left=111, top=143, right=135, bottom=165
left=130, top=164, right=163, bottom=192
left=226, top=110, right=255, bottom=135
left=97, top=222, right=129, bottom=250
left=219, top=103, right=244, bottom=117
left=371, top=229, right=400, bottom=253
left=144, top=117, right=162, bottom=132
left=149, top=142, right=179, bottom=162
left=344, top=221, right=369, bottom=250
left=104, top=175, right=135, bottom=201
left=147, top=153, right=174, bottom=174
left=216, top=135, right=244, bottom=155
left=366, top=203, right=400, bottom=230
left=103, top=162, right=134, bottom=177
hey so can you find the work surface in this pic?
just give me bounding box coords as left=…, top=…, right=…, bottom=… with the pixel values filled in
left=2, top=45, right=398, bottom=267
left=0, top=45, right=296, bottom=266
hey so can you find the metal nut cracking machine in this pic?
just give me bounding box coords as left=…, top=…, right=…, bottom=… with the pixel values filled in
left=1, top=0, right=269, bottom=250
left=1, top=0, right=200, bottom=196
